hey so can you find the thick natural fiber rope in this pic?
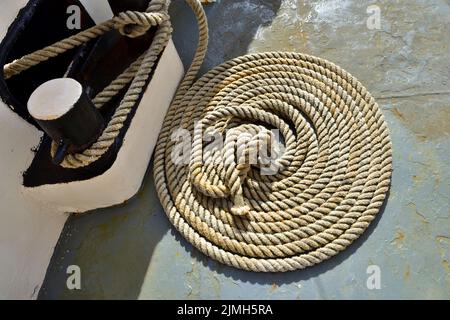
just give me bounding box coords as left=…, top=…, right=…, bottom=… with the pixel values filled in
left=153, top=2, right=392, bottom=271
left=3, top=0, right=392, bottom=272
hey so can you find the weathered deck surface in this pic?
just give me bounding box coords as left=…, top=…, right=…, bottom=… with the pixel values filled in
left=39, top=0, right=449, bottom=299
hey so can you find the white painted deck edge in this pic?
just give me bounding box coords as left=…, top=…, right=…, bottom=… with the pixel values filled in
left=0, top=0, right=184, bottom=298
left=0, top=0, right=65, bottom=300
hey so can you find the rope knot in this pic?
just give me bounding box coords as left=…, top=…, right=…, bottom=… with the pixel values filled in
left=190, top=124, right=279, bottom=217
left=227, top=126, right=281, bottom=216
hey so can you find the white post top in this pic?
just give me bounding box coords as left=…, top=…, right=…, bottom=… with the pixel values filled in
left=27, top=78, right=82, bottom=121
left=79, top=0, right=114, bottom=24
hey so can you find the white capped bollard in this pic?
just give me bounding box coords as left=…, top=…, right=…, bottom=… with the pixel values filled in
left=28, top=78, right=104, bottom=164
left=22, top=40, right=184, bottom=213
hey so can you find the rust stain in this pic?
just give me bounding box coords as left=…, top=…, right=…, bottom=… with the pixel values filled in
left=435, top=236, right=450, bottom=282
left=411, top=175, right=422, bottom=184
left=392, top=230, right=406, bottom=248
left=390, top=104, right=450, bottom=141
left=404, top=265, right=411, bottom=282
left=442, top=260, right=450, bottom=273
left=408, top=152, right=442, bottom=196
left=442, top=260, right=450, bottom=283
left=391, top=107, right=405, bottom=121
left=270, top=283, right=279, bottom=292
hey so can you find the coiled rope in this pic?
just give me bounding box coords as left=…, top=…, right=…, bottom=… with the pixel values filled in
left=4, top=0, right=392, bottom=272
left=153, top=1, right=392, bottom=271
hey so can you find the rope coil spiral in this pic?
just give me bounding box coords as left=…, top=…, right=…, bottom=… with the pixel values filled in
left=153, top=1, right=392, bottom=271
left=3, top=0, right=392, bottom=272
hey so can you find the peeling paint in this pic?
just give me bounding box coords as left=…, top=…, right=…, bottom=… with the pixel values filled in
left=407, top=202, right=429, bottom=225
